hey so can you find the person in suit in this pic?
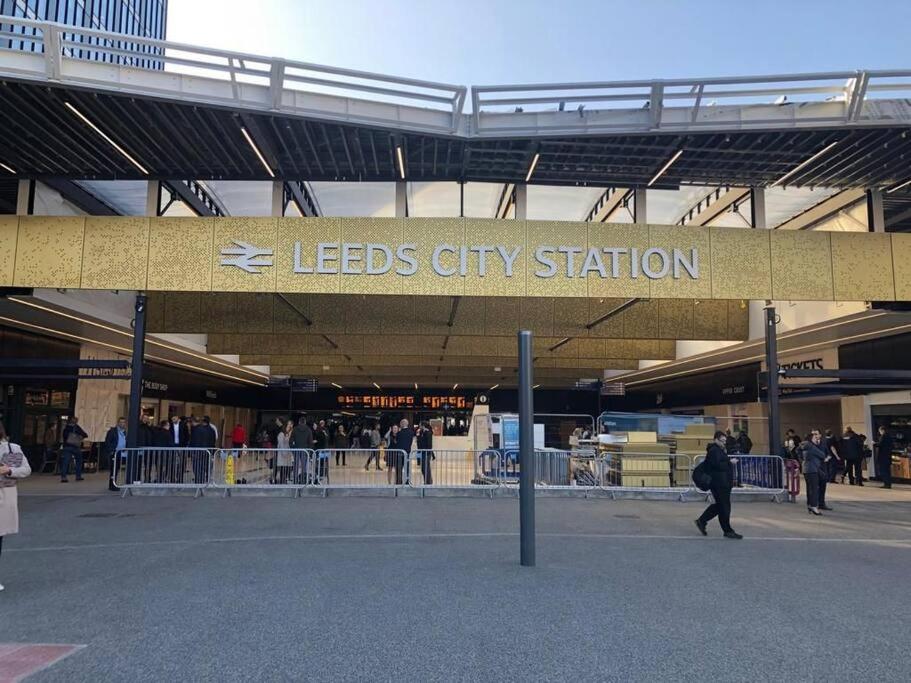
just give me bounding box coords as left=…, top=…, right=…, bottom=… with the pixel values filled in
left=169, top=415, right=188, bottom=447
left=416, top=422, right=434, bottom=485
left=874, top=425, right=894, bottom=489
left=839, top=427, right=864, bottom=486
left=189, top=418, right=216, bottom=483
left=393, top=419, right=415, bottom=486
left=695, top=431, right=743, bottom=539
left=799, top=431, right=832, bottom=515
left=290, top=417, right=314, bottom=483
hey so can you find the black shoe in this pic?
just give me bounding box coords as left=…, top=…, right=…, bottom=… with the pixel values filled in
left=820, top=505, right=834, bottom=511
left=882, top=484, right=892, bottom=489
left=808, top=508, right=822, bottom=516
left=75, top=477, right=84, bottom=481
left=60, top=478, right=68, bottom=483
left=723, top=531, right=743, bottom=539
left=858, top=482, right=864, bottom=487
left=694, top=519, right=707, bottom=536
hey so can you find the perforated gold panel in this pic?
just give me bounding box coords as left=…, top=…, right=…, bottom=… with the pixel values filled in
left=658, top=299, right=694, bottom=339
left=147, top=218, right=213, bottom=291
left=586, top=223, right=651, bottom=298
left=0, top=216, right=19, bottom=285
left=693, top=299, right=728, bottom=339
left=464, top=218, right=526, bottom=296
left=831, top=232, right=895, bottom=301
left=339, top=218, right=404, bottom=295
left=403, top=217, right=464, bottom=296
left=710, top=227, right=772, bottom=300
left=211, top=218, right=278, bottom=292
left=770, top=230, right=833, bottom=300
left=276, top=217, right=341, bottom=293
left=892, top=234, right=911, bottom=301
left=526, top=220, right=588, bottom=297
left=648, top=224, right=712, bottom=299
left=80, top=217, right=150, bottom=290
left=14, top=216, right=84, bottom=288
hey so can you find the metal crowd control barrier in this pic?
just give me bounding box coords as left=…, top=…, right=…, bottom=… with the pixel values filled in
left=110, top=446, right=784, bottom=501
left=692, top=454, right=787, bottom=501
left=114, top=447, right=214, bottom=493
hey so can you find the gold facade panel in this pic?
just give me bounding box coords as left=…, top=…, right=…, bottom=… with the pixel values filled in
left=526, top=220, right=588, bottom=297
left=710, top=227, right=771, bottom=300
left=658, top=299, right=694, bottom=339
left=519, top=298, right=555, bottom=336
left=80, top=217, right=151, bottom=290
left=145, top=292, right=166, bottom=332
left=621, top=298, right=659, bottom=338
left=273, top=293, right=311, bottom=333
left=892, top=234, right=911, bottom=300
left=693, top=299, right=729, bottom=340
left=586, top=223, right=650, bottom=298
left=276, top=217, right=340, bottom=293
left=164, top=292, right=202, bottom=332
left=0, top=216, right=18, bottom=285
left=199, top=293, right=236, bottom=333
left=211, top=218, right=278, bottom=292
left=727, top=300, right=749, bottom=339
left=14, top=216, right=84, bottom=288
left=485, top=297, right=522, bottom=334
left=307, top=293, right=347, bottom=334
left=339, top=218, right=404, bottom=295
left=235, top=293, right=275, bottom=333
left=147, top=218, right=213, bottom=291
left=770, top=230, right=833, bottom=300
left=465, top=218, right=526, bottom=296
left=648, top=224, right=712, bottom=299
left=583, top=298, right=625, bottom=337
left=452, top=296, right=486, bottom=335
left=831, top=232, right=895, bottom=301
left=403, top=217, right=464, bottom=296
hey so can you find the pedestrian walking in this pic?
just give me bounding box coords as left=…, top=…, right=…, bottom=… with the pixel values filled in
left=695, top=431, right=743, bottom=539
left=0, top=421, right=31, bottom=592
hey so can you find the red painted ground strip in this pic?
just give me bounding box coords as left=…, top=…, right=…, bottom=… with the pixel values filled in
left=0, top=644, right=84, bottom=682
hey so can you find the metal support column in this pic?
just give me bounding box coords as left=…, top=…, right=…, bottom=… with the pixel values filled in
left=124, top=293, right=147, bottom=486
left=395, top=180, right=407, bottom=218
left=514, top=184, right=528, bottom=220
left=866, top=188, right=885, bottom=233
left=750, top=186, right=767, bottom=229
left=632, top=187, right=647, bottom=224
left=271, top=180, right=284, bottom=217
left=518, top=330, right=535, bottom=567
left=145, top=180, right=160, bottom=217
left=16, top=179, right=32, bottom=216
left=764, top=306, right=780, bottom=456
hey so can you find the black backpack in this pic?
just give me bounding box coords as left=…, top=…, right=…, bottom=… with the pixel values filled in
left=692, top=460, right=712, bottom=492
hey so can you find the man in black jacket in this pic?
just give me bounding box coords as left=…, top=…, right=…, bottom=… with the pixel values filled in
left=874, top=425, right=894, bottom=489
left=839, top=427, right=864, bottom=486
left=290, top=417, right=314, bottom=484
left=393, top=419, right=415, bottom=485
left=695, top=431, right=743, bottom=539
left=416, top=422, right=434, bottom=485
left=189, top=417, right=216, bottom=483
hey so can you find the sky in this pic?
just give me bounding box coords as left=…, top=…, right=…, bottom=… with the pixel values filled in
left=166, top=0, right=911, bottom=85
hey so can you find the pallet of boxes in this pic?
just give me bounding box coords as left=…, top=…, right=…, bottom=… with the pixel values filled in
left=672, top=423, right=716, bottom=487
left=601, top=432, right=671, bottom=488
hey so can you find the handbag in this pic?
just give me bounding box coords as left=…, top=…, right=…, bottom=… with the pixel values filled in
left=692, top=460, right=712, bottom=492
left=65, top=430, right=83, bottom=447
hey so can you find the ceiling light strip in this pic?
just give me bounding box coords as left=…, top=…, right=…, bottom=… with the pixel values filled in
left=886, top=178, right=911, bottom=194
left=647, top=150, right=682, bottom=187
left=395, top=145, right=406, bottom=180
left=524, top=152, right=540, bottom=183
left=240, top=126, right=275, bottom=178
left=0, top=162, right=15, bottom=174
left=772, top=141, right=839, bottom=187
left=64, top=101, right=149, bottom=175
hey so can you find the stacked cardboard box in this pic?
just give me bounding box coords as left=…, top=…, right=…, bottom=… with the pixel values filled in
left=618, top=440, right=670, bottom=488
left=673, top=423, right=716, bottom=486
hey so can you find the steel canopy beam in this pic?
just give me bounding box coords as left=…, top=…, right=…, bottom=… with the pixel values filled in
left=677, top=186, right=749, bottom=226
left=585, top=187, right=629, bottom=222
left=40, top=179, right=120, bottom=216
left=773, top=188, right=866, bottom=230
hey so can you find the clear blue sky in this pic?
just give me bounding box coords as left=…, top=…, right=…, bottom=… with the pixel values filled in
left=167, top=0, right=911, bottom=84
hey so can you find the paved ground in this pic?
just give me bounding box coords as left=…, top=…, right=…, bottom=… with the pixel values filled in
left=1, top=484, right=909, bottom=681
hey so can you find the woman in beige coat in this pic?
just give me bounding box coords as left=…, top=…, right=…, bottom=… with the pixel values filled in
left=0, top=421, right=31, bottom=592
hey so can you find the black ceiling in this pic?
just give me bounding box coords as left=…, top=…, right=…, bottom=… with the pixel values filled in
left=1, top=79, right=911, bottom=191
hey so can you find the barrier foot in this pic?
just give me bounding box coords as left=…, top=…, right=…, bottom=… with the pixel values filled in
left=195, top=487, right=204, bottom=498
left=120, top=486, right=132, bottom=498
left=321, top=487, right=328, bottom=498
left=223, top=488, right=231, bottom=498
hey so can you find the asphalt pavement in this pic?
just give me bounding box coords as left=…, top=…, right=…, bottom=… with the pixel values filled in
left=1, top=491, right=909, bottom=682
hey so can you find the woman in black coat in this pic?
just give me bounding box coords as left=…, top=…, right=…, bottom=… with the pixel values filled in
left=695, top=431, right=743, bottom=539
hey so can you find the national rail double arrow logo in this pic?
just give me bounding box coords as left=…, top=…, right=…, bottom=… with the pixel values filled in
left=219, top=241, right=274, bottom=274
